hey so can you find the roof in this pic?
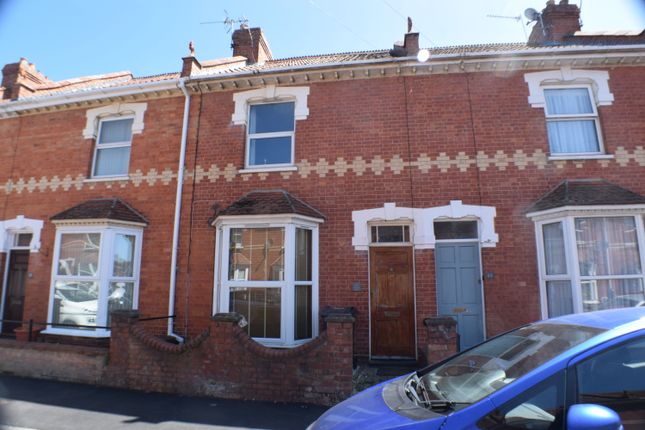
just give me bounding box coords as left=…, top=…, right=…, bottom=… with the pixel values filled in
left=216, top=189, right=325, bottom=220
left=545, top=307, right=645, bottom=330
left=527, top=179, right=645, bottom=213
left=51, top=198, right=148, bottom=225
left=5, top=36, right=645, bottom=104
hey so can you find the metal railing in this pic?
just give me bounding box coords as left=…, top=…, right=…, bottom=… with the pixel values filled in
left=0, top=315, right=175, bottom=342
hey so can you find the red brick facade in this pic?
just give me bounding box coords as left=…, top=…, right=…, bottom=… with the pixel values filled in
left=1, top=0, right=644, bottom=403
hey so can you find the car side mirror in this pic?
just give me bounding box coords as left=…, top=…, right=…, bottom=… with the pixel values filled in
left=567, top=404, right=623, bottom=430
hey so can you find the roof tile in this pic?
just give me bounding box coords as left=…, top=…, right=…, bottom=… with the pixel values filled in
left=51, top=198, right=148, bottom=225
left=528, top=179, right=645, bottom=213
left=217, top=190, right=325, bottom=220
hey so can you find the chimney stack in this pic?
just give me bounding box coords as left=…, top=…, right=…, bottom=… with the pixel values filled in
left=1, top=58, right=52, bottom=100
left=231, top=25, right=273, bottom=65
left=528, top=0, right=582, bottom=45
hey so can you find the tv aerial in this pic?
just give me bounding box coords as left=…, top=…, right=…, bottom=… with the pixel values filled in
left=486, top=13, right=527, bottom=40
left=201, top=10, right=249, bottom=32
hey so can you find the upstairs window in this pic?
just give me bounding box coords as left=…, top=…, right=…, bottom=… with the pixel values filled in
left=92, top=117, right=134, bottom=178
left=543, top=87, right=602, bottom=155
left=246, top=102, right=295, bottom=167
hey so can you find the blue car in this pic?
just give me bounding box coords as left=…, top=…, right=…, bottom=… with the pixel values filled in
left=309, top=308, right=645, bottom=430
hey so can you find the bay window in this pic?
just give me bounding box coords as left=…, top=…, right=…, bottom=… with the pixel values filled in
left=46, top=226, right=142, bottom=336
left=215, top=218, right=319, bottom=347
left=536, top=214, right=645, bottom=318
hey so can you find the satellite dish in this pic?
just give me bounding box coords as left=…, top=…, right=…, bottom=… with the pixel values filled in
left=524, top=8, right=540, bottom=22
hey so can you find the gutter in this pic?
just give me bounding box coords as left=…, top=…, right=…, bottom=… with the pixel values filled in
left=166, top=77, right=191, bottom=343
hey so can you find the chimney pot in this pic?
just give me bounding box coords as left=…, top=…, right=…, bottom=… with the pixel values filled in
left=528, top=0, right=581, bottom=45
left=231, top=26, right=273, bottom=65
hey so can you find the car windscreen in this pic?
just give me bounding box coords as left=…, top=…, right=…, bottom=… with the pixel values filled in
left=421, top=323, right=605, bottom=404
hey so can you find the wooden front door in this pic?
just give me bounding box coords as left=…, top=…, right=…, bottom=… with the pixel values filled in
left=370, top=246, right=415, bottom=359
left=2, top=250, right=29, bottom=335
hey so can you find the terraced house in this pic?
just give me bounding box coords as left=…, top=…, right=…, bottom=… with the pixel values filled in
left=0, top=0, right=644, bottom=404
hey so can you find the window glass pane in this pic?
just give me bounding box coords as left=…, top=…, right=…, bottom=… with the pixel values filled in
left=424, top=323, right=603, bottom=405
left=295, top=285, right=312, bottom=340
left=478, top=372, right=566, bottom=430
left=107, top=281, right=134, bottom=326
left=372, top=225, right=408, bottom=243
left=249, top=102, right=295, bottom=134
left=544, top=88, right=593, bottom=115
left=16, top=233, right=32, bottom=247
left=228, top=228, right=284, bottom=281
left=113, top=234, right=135, bottom=277
left=94, top=146, right=131, bottom=176
left=434, top=221, right=478, bottom=240
left=57, top=233, right=101, bottom=277
left=295, top=228, right=312, bottom=281
left=229, top=287, right=281, bottom=338
left=547, top=280, right=573, bottom=318
left=52, top=281, right=98, bottom=329
left=98, top=118, right=133, bottom=144
left=576, top=217, right=642, bottom=276
left=547, top=120, right=599, bottom=153
left=576, top=336, right=645, bottom=429
left=543, top=222, right=567, bottom=275
left=249, top=136, right=292, bottom=165
left=580, top=279, right=645, bottom=312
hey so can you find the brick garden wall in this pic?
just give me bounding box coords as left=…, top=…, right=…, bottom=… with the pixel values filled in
left=105, top=310, right=355, bottom=405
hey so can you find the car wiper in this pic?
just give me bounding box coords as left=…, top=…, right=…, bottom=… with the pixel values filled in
left=406, top=376, right=471, bottom=411
left=422, top=400, right=472, bottom=412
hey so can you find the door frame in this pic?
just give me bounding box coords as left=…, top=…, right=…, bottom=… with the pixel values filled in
left=0, top=235, right=31, bottom=334
left=368, top=240, right=417, bottom=360
left=435, top=239, right=487, bottom=347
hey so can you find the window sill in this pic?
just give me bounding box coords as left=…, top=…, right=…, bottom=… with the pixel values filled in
left=84, top=176, right=130, bottom=183
left=548, top=154, right=614, bottom=161
left=238, top=166, right=298, bottom=174
left=41, top=328, right=111, bottom=338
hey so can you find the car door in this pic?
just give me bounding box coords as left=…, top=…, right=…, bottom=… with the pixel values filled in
left=567, top=331, right=645, bottom=430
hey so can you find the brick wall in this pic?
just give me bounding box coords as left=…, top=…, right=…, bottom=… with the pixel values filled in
left=105, top=310, right=355, bottom=405
left=2, top=63, right=644, bottom=365
left=0, top=338, right=107, bottom=383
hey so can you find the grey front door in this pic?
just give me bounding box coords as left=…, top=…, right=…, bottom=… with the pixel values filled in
left=436, top=242, right=484, bottom=350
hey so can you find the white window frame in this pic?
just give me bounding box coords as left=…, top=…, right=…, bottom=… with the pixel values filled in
left=532, top=209, right=645, bottom=319
left=214, top=214, right=320, bottom=348
left=44, top=224, right=143, bottom=337
left=244, top=101, right=296, bottom=169
left=369, top=221, right=413, bottom=247
left=90, top=116, right=135, bottom=179
left=542, top=85, right=604, bottom=157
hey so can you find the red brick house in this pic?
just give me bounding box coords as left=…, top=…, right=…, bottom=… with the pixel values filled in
left=0, top=1, right=644, bottom=403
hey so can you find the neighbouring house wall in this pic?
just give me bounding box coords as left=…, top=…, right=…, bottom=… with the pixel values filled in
left=0, top=96, right=185, bottom=333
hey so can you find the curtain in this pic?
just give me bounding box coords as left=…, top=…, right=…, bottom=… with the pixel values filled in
left=575, top=217, right=641, bottom=276
left=99, top=118, right=133, bottom=144
left=543, top=222, right=567, bottom=275
left=547, top=281, right=573, bottom=317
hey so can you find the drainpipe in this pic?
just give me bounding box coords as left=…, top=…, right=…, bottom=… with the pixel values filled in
left=167, top=77, right=191, bottom=343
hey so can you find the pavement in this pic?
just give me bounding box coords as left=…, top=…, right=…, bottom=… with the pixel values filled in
left=0, top=375, right=328, bottom=430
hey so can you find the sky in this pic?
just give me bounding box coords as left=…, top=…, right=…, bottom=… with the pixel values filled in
left=0, top=0, right=644, bottom=82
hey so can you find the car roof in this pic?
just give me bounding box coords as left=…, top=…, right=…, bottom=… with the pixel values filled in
left=542, top=307, right=645, bottom=330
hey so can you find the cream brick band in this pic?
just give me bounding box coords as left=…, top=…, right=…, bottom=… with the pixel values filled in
left=2, top=146, right=644, bottom=195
